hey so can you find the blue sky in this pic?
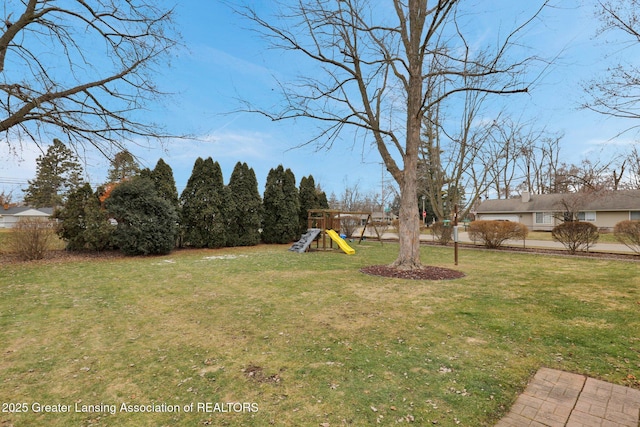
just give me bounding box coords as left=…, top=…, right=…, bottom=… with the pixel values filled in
left=1, top=0, right=638, bottom=203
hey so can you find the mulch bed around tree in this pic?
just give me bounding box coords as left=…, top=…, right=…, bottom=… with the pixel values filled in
left=360, top=264, right=466, bottom=280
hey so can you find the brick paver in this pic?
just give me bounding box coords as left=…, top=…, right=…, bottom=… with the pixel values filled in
left=496, top=368, right=640, bottom=427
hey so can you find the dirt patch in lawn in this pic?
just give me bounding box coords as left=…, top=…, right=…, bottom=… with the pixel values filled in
left=242, top=364, right=282, bottom=383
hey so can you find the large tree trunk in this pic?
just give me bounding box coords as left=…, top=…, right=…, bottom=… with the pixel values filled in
left=391, top=5, right=424, bottom=269
left=391, top=61, right=422, bottom=268
left=393, top=168, right=421, bottom=269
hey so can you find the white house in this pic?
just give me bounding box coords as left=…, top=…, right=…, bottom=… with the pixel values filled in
left=475, top=190, right=640, bottom=231
left=0, top=206, right=54, bottom=228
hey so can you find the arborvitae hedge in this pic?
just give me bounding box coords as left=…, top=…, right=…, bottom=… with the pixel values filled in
left=180, top=157, right=228, bottom=248
left=262, top=165, right=300, bottom=244
left=151, top=158, right=180, bottom=210
left=55, top=157, right=329, bottom=254
left=226, top=162, right=263, bottom=247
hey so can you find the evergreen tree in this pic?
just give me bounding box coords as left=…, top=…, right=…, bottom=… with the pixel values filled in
left=262, top=165, right=300, bottom=244
left=179, top=157, right=205, bottom=246
left=56, top=183, right=113, bottom=251
left=226, top=162, right=262, bottom=247
left=23, top=139, right=84, bottom=208
left=106, top=150, right=140, bottom=182
left=180, top=157, right=227, bottom=248
left=105, top=177, right=178, bottom=256
left=298, top=175, right=320, bottom=234
left=298, top=175, right=330, bottom=234
left=150, top=158, right=180, bottom=210
left=317, top=186, right=329, bottom=210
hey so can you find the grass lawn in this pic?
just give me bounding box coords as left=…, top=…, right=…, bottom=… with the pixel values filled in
left=1, top=243, right=639, bottom=426
left=526, top=230, right=620, bottom=244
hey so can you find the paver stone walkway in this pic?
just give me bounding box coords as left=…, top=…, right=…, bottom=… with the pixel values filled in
left=496, top=367, right=640, bottom=426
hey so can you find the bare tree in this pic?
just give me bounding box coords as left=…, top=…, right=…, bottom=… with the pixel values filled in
left=483, top=119, right=560, bottom=199
left=419, top=73, right=499, bottom=221
left=333, top=180, right=377, bottom=212
left=240, top=0, right=548, bottom=269
left=0, top=0, right=179, bottom=154
left=555, top=158, right=617, bottom=193
left=583, top=0, right=640, bottom=132
left=518, top=134, right=562, bottom=194
left=626, top=146, right=640, bottom=188
left=484, top=118, right=523, bottom=200
left=0, top=190, right=13, bottom=206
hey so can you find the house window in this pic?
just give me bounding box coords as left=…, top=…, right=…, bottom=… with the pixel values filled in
left=631, top=211, right=640, bottom=220
left=577, top=211, right=596, bottom=222
left=535, top=212, right=553, bottom=224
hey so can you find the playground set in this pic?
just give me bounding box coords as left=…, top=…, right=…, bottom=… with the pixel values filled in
left=288, top=209, right=372, bottom=255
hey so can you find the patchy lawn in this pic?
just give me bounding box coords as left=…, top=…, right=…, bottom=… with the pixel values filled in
left=1, top=243, right=638, bottom=426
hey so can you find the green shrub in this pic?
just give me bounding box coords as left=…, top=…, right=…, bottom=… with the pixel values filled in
left=469, top=220, right=528, bottom=249
left=613, top=220, right=640, bottom=255
left=105, top=178, right=178, bottom=256
left=8, top=218, right=56, bottom=260
left=55, top=183, right=113, bottom=251
left=551, top=221, right=599, bottom=254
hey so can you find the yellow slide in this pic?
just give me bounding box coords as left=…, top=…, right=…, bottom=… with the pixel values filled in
left=326, top=229, right=355, bottom=255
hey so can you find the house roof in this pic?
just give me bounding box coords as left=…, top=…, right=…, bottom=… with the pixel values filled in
left=476, top=190, right=640, bottom=213
left=0, top=206, right=53, bottom=216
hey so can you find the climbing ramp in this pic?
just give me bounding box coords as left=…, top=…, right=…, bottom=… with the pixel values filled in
left=289, top=228, right=322, bottom=253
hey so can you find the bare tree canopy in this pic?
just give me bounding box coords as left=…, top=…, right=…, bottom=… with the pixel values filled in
left=240, top=0, right=550, bottom=269
left=0, top=0, right=179, bottom=154
left=583, top=0, right=640, bottom=130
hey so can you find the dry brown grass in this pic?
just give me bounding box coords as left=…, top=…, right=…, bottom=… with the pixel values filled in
left=0, top=244, right=638, bottom=426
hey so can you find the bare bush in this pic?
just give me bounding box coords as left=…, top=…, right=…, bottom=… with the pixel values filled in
left=431, top=222, right=452, bottom=245
left=551, top=222, right=599, bottom=254
left=370, top=221, right=390, bottom=245
left=8, top=219, right=57, bottom=261
left=340, top=216, right=361, bottom=238
left=613, top=220, right=640, bottom=254
left=469, top=220, right=529, bottom=249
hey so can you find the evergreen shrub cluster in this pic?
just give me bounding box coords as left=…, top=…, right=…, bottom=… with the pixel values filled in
left=55, top=158, right=328, bottom=256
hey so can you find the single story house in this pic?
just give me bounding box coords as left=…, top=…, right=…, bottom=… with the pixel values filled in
left=0, top=206, right=54, bottom=228
left=474, top=190, right=640, bottom=231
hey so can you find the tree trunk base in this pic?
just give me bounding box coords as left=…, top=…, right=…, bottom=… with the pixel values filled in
left=389, top=259, right=423, bottom=270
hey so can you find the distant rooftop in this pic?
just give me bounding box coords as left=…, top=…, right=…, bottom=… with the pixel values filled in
left=476, top=190, right=640, bottom=213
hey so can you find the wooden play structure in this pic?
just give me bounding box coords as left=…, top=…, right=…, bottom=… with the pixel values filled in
left=290, top=209, right=372, bottom=253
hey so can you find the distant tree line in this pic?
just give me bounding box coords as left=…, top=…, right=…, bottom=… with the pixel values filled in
left=51, top=152, right=328, bottom=255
